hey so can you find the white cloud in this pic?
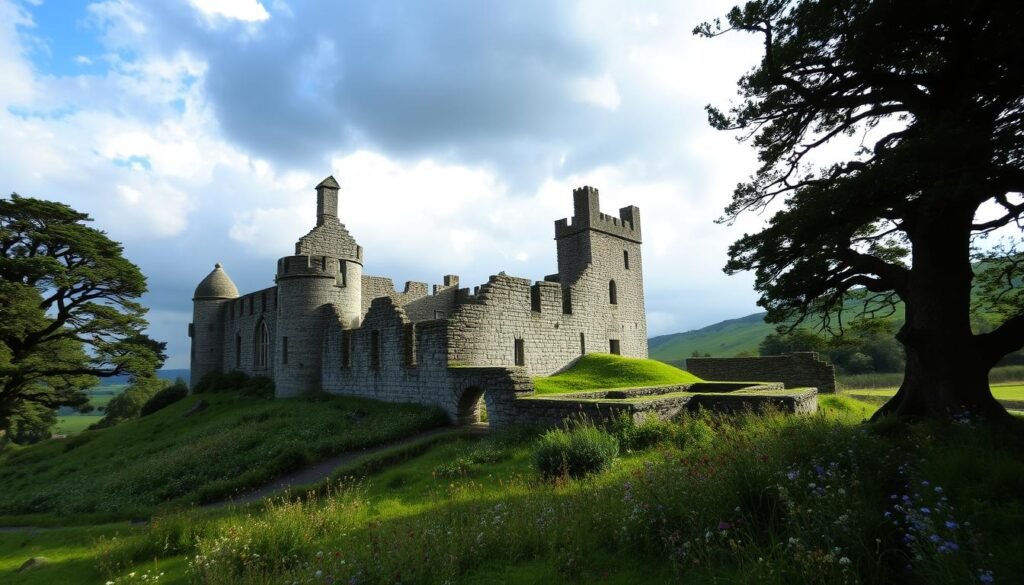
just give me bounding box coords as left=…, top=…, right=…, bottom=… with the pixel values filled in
left=570, top=73, right=622, bottom=111
left=1, top=0, right=773, bottom=367
left=188, top=0, right=270, bottom=23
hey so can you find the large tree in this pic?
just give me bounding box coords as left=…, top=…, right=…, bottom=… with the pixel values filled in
left=0, top=195, right=165, bottom=441
left=699, top=0, right=1024, bottom=420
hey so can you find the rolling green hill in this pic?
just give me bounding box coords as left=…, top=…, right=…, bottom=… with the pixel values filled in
left=533, top=354, right=702, bottom=394
left=649, top=312, right=776, bottom=364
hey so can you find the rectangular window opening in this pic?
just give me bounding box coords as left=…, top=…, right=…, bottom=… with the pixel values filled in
left=341, top=330, right=353, bottom=368
left=371, top=330, right=381, bottom=369
left=514, top=338, right=526, bottom=367
left=282, top=336, right=289, bottom=365
left=562, top=287, right=572, bottom=315
left=580, top=332, right=586, bottom=355
left=624, top=250, right=630, bottom=270
left=530, top=284, right=542, bottom=313
left=609, top=339, right=621, bottom=355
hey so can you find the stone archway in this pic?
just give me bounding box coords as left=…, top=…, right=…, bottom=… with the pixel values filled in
left=456, top=385, right=487, bottom=425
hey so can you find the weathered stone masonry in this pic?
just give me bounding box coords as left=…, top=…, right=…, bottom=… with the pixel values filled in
left=190, top=177, right=649, bottom=426
left=686, top=352, right=836, bottom=394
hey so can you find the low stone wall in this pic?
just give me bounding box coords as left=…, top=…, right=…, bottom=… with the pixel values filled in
left=686, top=352, right=836, bottom=393
left=502, top=387, right=818, bottom=429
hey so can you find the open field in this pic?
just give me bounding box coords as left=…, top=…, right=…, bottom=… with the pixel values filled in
left=3, top=392, right=1023, bottom=585
left=844, top=384, right=1024, bottom=411
left=533, top=353, right=702, bottom=394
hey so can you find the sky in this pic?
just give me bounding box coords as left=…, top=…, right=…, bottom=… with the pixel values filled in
left=1, top=0, right=772, bottom=369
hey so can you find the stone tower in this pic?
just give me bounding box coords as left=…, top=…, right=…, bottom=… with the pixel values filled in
left=554, top=186, right=647, bottom=357
left=274, top=176, right=364, bottom=397
left=190, top=263, right=240, bottom=388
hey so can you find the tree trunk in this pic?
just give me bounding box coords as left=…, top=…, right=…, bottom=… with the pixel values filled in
left=872, top=205, right=1011, bottom=422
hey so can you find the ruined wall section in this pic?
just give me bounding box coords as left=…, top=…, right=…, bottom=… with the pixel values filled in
left=220, top=287, right=278, bottom=378
left=686, top=352, right=837, bottom=393
left=360, top=274, right=461, bottom=322
left=321, top=298, right=458, bottom=412
left=445, top=274, right=588, bottom=376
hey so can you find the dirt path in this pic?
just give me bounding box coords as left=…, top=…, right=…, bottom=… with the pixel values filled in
left=208, top=424, right=477, bottom=508
left=0, top=424, right=486, bottom=532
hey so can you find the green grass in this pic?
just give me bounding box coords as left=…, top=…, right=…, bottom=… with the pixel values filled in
left=0, top=392, right=447, bottom=522
left=845, top=384, right=1024, bottom=406
left=533, top=353, right=703, bottom=394
left=52, top=415, right=102, bottom=435
left=5, top=388, right=1024, bottom=585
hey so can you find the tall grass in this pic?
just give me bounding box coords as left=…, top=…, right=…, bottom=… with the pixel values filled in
left=98, top=399, right=1024, bottom=585
left=0, top=392, right=447, bottom=520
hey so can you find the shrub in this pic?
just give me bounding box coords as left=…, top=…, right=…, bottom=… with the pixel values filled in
left=94, top=377, right=168, bottom=429
left=535, top=424, right=619, bottom=479
left=140, top=381, right=189, bottom=417
left=193, top=371, right=274, bottom=398
left=609, top=413, right=670, bottom=451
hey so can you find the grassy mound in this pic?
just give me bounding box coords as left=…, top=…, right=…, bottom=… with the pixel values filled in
left=533, top=353, right=703, bottom=394
left=0, top=391, right=447, bottom=521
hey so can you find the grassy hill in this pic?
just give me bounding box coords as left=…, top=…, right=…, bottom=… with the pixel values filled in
left=533, top=354, right=703, bottom=394
left=649, top=312, right=776, bottom=363
left=0, top=391, right=447, bottom=522
left=4, top=395, right=1024, bottom=585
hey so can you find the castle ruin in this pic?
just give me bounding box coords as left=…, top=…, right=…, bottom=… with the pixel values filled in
left=190, top=177, right=648, bottom=425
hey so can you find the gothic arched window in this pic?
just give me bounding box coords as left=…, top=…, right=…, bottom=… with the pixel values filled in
left=254, top=320, right=270, bottom=369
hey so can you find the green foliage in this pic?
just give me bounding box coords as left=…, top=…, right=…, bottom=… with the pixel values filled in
left=0, top=391, right=447, bottom=519
left=193, top=370, right=273, bottom=398
left=0, top=194, right=166, bottom=441
left=93, top=377, right=167, bottom=429
left=139, top=380, right=189, bottom=417
left=761, top=318, right=906, bottom=375
left=533, top=353, right=702, bottom=394
left=534, top=424, right=619, bottom=479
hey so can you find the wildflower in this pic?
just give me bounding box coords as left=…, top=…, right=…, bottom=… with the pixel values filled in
left=787, top=471, right=798, bottom=481
left=718, top=521, right=731, bottom=531
left=945, top=521, right=959, bottom=530
left=839, top=557, right=851, bottom=566
left=979, top=570, right=995, bottom=583
left=920, top=507, right=931, bottom=515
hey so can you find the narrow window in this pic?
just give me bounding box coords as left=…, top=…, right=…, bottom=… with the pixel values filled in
left=371, top=330, right=381, bottom=369
left=609, top=280, right=618, bottom=305
left=609, top=339, right=621, bottom=355
left=404, top=323, right=417, bottom=367
left=514, top=338, right=526, bottom=366
left=562, top=287, right=572, bottom=314
left=530, top=284, right=541, bottom=313
left=339, top=260, right=347, bottom=287
left=255, top=321, right=270, bottom=368
left=580, top=332, right=586, bottom=355
left=235, top=334, right=241, bottom=368
left=624, top=250, right=630, bottom=270
left=341, top=330, right=353, bottom=368
left=282, top=336, right=289, bottom=365
left=434, top=310, right=447, bottom=320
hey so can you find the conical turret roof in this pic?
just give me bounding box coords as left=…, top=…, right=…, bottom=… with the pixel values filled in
left=193, top=263, right=240, bottom=300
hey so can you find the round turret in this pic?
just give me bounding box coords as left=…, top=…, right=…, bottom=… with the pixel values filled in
left=193, top=263, right=240, bottom=300
left=190, top=263, right=237, bottom=389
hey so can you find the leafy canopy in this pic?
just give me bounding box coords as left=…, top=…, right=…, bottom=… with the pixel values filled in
left=0, top=194, right=165, bottom=442
left=697, top=0, right=1024, bottom=336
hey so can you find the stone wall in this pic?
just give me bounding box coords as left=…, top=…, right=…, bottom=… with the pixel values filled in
left=686, top=352, right=836, bottom=393
left=220, top=286, right=278, bottom=379
left=320, top=297, right=533, bottom=427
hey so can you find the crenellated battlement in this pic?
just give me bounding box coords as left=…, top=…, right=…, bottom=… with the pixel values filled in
left=277, top=255, right=350, bottom=285
left=554, top=186, right=641, bottom=243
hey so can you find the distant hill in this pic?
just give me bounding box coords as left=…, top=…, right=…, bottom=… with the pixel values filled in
left=649, top=312, right=775, bottom=365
